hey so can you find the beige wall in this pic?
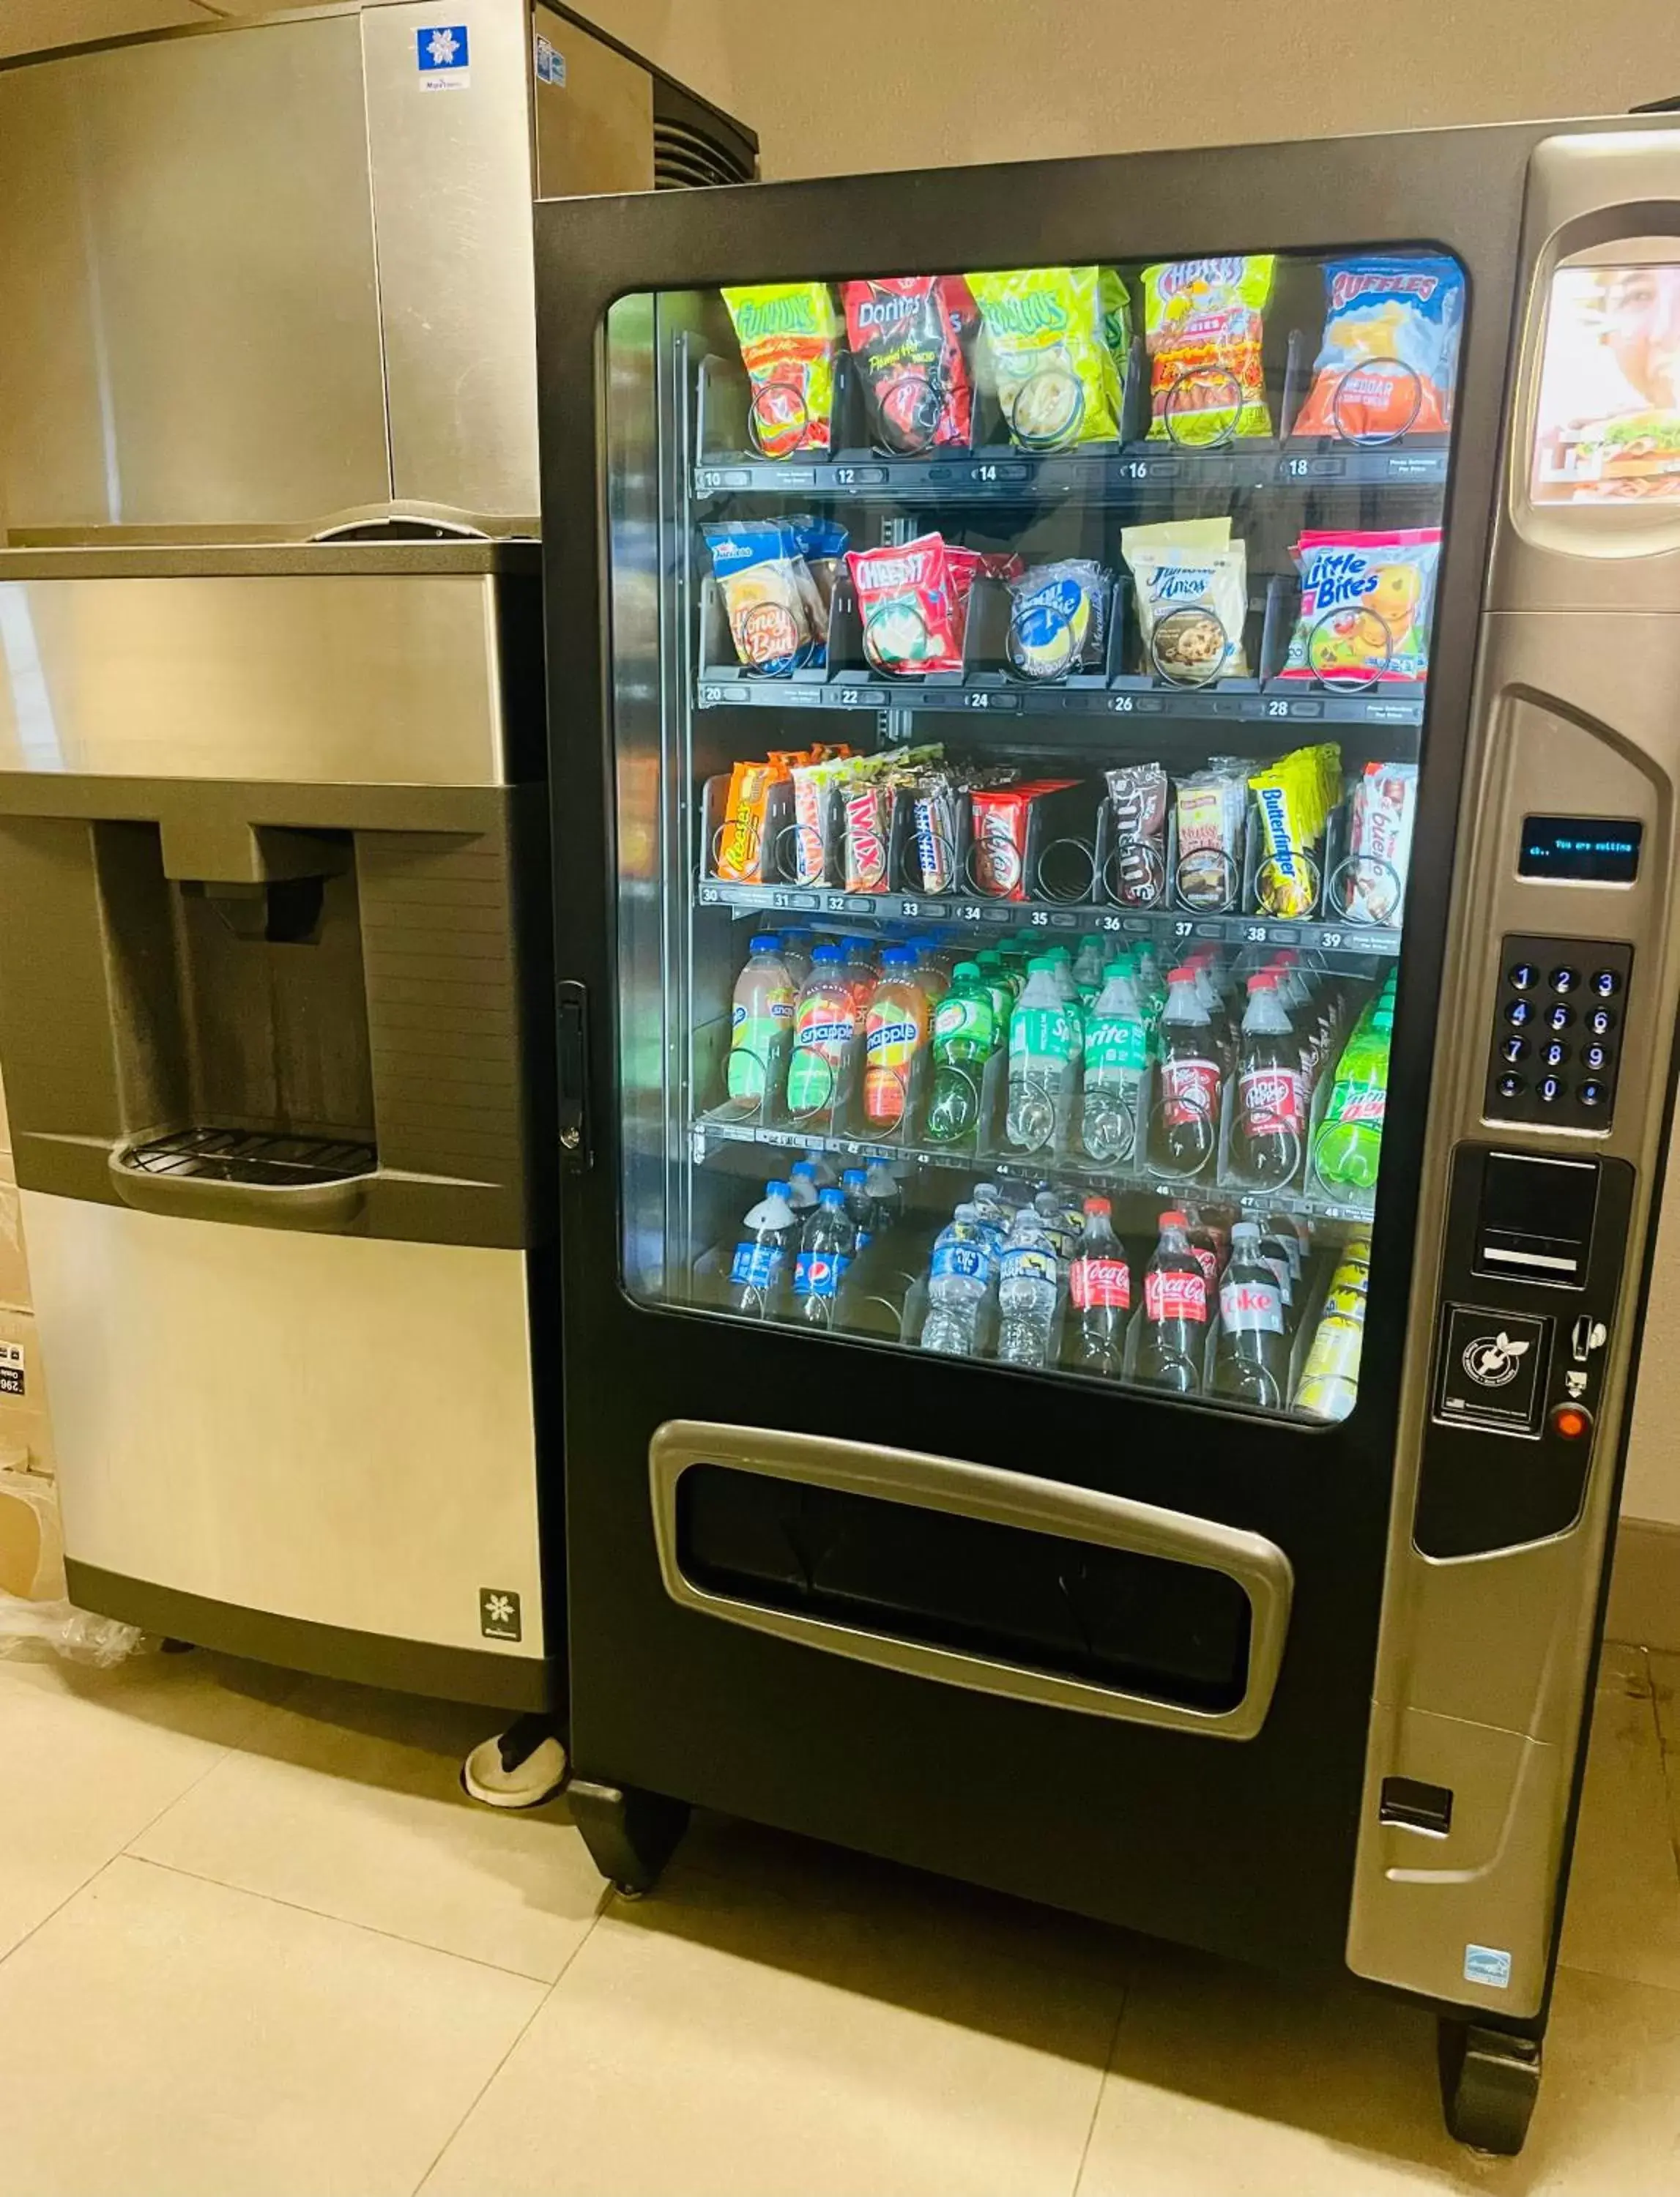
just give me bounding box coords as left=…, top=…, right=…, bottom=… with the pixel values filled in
left=8, top=0, right=1680, bottom=1521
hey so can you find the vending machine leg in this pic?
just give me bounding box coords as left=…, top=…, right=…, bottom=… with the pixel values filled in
left=1438, top=2018, right=1542, bottom=2155
left=569, top=1777, right=691, bottom=1897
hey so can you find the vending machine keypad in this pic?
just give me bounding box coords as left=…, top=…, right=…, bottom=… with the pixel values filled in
left=1484, top=935, right=1632, bottom=1128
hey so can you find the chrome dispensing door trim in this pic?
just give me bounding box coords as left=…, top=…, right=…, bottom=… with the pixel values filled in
left=649, top=1421, right=1293, bottom=1741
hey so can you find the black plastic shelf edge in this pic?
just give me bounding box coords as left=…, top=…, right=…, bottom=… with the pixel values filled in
left=694, top=674, right=1425, bottom=729
left=692, top=443, right=1449, bottom=501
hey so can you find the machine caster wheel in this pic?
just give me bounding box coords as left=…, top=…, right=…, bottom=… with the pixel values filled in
left=460, top=1714, right=569, bottom=1810
left=569, top=1777, right=690, bottom=1896
left=1439, top=2018, right=1541, bottom=2156
left=160, top=1638, right=198, bottom=1655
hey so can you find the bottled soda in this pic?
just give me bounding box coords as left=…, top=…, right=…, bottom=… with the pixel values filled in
left=1233, top=973, right=1305, bottom=1186
left=1133, top=1210, right=1210, bottom=1394
left=1180, top=1205, right=1224, bottom=1293
left=1313, top=1001, right=1393, bottom=1192
left=777, top=928, right=814, bottom=987
left=1151, top=967, right=1222, bottom=1176
left=925, top=960, right=1000, bottom=1147
left=996, top=1214, right=1061, bottom=1369
left=786, top=1158, right=819, bottom=1216
left=791, top=1185, right=857, bottom=1328
left=1006, top=956, right=1079, bottom=1153
left=1255, top=1230, right=1298, bottom=1330
left=787, top=944, right=859, bottom=1120
left=862, top=945, right=930, bottom=1132
left=727, top=934, right=797, bottom=1112
left=920, top=1203, right=995, bottom=1358
left=1072, top=933, right=1107, bottom=1005
left=801, top=1148, right=838, bottom=1189
left=863, top=1161, right=902, bottom=1237
left=839, top=935, right=879, bottom=1011
left=1064, top=1196, right=1131, bottom=1379
left=1293, top=1293, right=1367, bottom=1421
left=841, top=1167, right=874, bottom=1245
left=1078, top=959, right=1148, bottom=1164
left=1211, top=1220, right=1290, bottom=1408
left=727, top=1180, right=798, bottom=1318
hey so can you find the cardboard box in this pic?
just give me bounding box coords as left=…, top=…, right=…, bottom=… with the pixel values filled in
left=0, top=1462, right=59, bottom=1602
left=0, top=1150, right=30, bottom=1312
left=0, top=1061, right=10, bottom=1156
left=0, top=1307, right=54, bottom=1477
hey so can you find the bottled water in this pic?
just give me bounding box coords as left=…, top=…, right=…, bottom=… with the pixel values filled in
left=920, top=1204, right=993, bottom=1358
left=996, top=1215, right=1060, bottom=1368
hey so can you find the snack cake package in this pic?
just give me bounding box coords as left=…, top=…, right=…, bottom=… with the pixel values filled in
left=1006, top=560, right=1109, bottom=681
left=840, top=278, right=978, bottom=454
left=722, top=284, right=839, bottom=458
left=1292, top=256, right=1464, bottom=442
left=1280, top=527, right=1443, bottom=685
left=1142, top=257, right=1275, bottom=444
left=966, top=268, right=1123, bottom=448
left=704, top=522, right=819, bottom=677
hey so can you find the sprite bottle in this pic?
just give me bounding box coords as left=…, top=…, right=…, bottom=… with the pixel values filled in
left=925, top=961, right=1000, bottom=1146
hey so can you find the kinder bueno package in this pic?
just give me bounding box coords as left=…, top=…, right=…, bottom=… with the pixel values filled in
left=1292, top=256, right=1463, bottom=442
left=1280, top=528, right=1442, bottom=685
left=1339, top=761, right=1419, bottom=923
left=840, top=277, right=979, bottom=453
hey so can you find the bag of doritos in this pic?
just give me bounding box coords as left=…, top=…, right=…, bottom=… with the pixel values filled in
left=840, top=278, right=978, bottom=454
left=1293, top=257, right=1463, bottom=442
left=1142, top=257, right=1275, bottom=444
left=723, top=284, right=839, bottom=458
left=966, top=268, right=1123, bottom=448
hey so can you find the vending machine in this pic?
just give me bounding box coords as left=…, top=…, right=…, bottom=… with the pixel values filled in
left=535, top=118, right=1680, bottom=2149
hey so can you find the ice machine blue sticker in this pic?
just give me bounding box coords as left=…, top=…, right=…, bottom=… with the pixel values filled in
left=1463, top=1944, right=1512, bottom=1990
left=534, top=34, right=566, bottom=86
left=416, top=26, right=470, bottom=73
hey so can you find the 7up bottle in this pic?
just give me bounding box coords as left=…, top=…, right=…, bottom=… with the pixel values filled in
left=1006, top=956, right=1078, bottom=1153
left=925, top=962, right=1000, bottom=1146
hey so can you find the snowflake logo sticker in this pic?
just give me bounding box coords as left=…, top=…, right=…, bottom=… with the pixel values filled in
left=416, top=26, right=470, bottom=75
left=479, top=1587, right=522, bottom=1640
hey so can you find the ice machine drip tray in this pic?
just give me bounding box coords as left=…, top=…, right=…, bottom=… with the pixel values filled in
left=121, top=1127, right=376, bottom=1187
left=109, top=1127, right=377, bottom=1235
left=650, top=1423, right=1293, bottom=1740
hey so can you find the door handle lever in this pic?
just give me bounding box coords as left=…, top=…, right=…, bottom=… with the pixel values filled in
left=557, top=979, right=591, bottom=1169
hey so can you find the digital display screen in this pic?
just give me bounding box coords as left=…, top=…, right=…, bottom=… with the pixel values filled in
left=1532, top=264, right=1680, bottom=504
left=1519, top=816, right=1643, bottom=884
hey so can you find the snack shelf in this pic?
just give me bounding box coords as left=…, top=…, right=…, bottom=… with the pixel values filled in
left=694, top=672, right=1425, bottom=728
left=689, top=1116, right=1375, bottom=1226
left=694, top=874, right=1402, bottom=959
left=693, top=440, right=1449, bottom=504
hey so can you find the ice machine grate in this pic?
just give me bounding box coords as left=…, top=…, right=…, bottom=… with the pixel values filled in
left=118, top=1127, right=376, bottom=1188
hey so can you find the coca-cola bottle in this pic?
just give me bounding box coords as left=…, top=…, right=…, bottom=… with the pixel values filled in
left=1211, top=1220, right=1291, bottom=1408
left=1179, top=1203, right=1225, bottom=1294
left=1132, top=1210, right=1209, bottom=1395
left=1151, top=967, right=1222, bottom=1177
left=1233, top=973, right=1304, bottom=1186
left=1063, top=1196, right=1131, bottom=1378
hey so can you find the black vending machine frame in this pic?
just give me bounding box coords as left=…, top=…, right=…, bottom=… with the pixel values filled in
left=534, top=120, right=1648, bottom=2087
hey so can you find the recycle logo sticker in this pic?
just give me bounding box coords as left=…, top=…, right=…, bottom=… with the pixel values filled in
left=1461, top=1331, right=1531, bottom=1389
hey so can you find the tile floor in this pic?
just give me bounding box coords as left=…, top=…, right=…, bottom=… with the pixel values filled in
left=1, top=1637, right=1678, bottom=2196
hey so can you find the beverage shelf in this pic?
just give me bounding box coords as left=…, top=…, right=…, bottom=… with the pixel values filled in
left=694, top=671, right=1424, bottom=728
left=695, top=874, right=1402, bottom=958
left=692, top=440, right=1449, bottom=505
left=691, top=1116, right=1376, bottom=1227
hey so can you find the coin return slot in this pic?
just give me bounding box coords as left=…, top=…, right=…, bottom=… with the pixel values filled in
left=1379, top=1775, right=1454, bottom=1837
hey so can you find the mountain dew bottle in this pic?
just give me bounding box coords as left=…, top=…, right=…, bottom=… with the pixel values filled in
left=1313, top=1003, right=1393, bottom=1192
left=925, top=962, right=1000, bottom=1146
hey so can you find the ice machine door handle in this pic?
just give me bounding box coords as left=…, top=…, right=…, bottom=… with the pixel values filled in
left=649, top=1421, right=1296, bottom=1742
left=105, top=1142, right=373, bottom=1235
left=557, top=978, right=592, bottom=1167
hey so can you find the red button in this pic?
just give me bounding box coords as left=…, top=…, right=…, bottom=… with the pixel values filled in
left=1550, top=1403, right=1593, bottom=1440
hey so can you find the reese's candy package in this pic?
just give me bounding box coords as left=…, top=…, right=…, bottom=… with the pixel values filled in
left=1121, top=518, right=1249, bottom=683
left=840, top=277, right=979, bottom=454
left=1292, top=257, right=1463, bottom=442
left=1142, top=257, right=1275, bottom=444
left=1280, top=528, right=1442, bottom=685
left=847, top=535, right=966, bottom=674
left=722, top=284, right=839, bottom=458
left=705, top=522, right=819, bottom=677
left=966, top=267, right=1123, bottom=448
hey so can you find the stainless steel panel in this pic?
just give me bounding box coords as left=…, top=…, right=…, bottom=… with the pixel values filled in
left=363, top=0, right=542, bottom=525
left=0, top=573, right=510, bottom=785
left=0, top=15, right=391, bottom=538
left=533, top=6, right=654, bottom=199
left=1349, top=128, right=1680, bottom=2018
left=26, top=1188, right=543, bottom=1659
left=650, top=1421, right=1294, bottom=1741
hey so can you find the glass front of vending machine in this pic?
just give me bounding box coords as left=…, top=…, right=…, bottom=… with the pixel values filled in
left=538, top=120, right=1680, bottom=2155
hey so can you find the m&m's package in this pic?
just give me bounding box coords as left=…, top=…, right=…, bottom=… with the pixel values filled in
left=1143, top=257, right=1275, bottom=443
left=1280, top=528, right=1443, bottom=685
left=847, top=535, right=967, bottom=674
left=722, top=284, right=839, bottom=458
left=840, top=278, right=979, bottom=454
left=1292, top=257, right=1464, bottom=441
left=966, top=268, right=1124, bottom=448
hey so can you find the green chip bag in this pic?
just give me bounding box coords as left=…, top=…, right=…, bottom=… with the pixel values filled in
left=967, top=267, right=1123, bottom=450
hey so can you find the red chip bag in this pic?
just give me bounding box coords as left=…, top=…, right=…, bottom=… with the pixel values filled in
left=840, top=278, right=978, bottom=454
left=847, top=536, right=966, bottom=674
